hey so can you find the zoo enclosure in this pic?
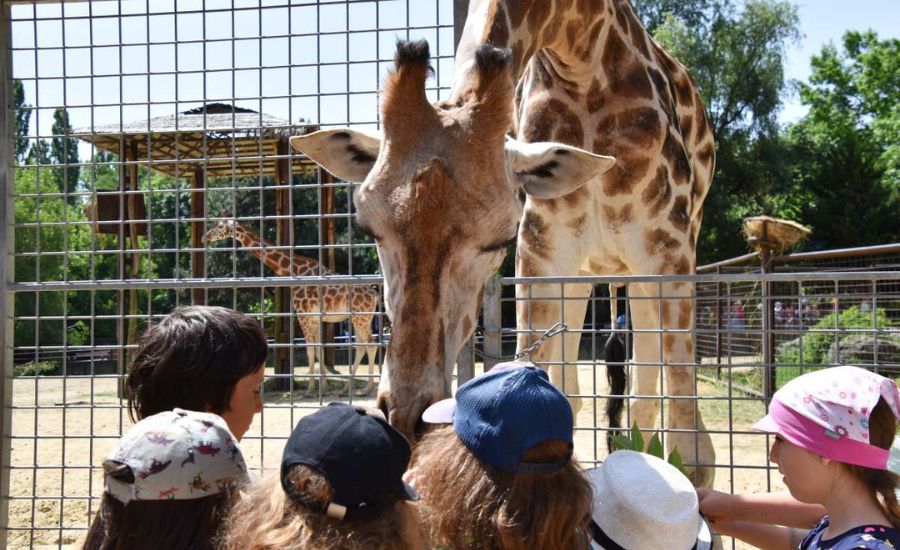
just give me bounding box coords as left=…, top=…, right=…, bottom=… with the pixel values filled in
left=1, top=1, right=899, bottom=549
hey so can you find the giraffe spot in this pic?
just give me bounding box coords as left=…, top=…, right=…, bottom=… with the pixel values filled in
left=647, top=67, right=674, bottom=118
left=523, top=98, right=584, bottom=147
left=575, top=17, right=605, bottom=61
left=610, top=62, right=654, bottom=100
left=615, top=9, right=629, bottom=34
left=641, top=165, right=672, bottom=217
left=602, top=204, right=633, bottom=230
left=597, top=107, right=662, bottom=150
left=568, top=214, right=587, bottom=237
left=668, top=195, right=691, bottom=233
left=663, top=333, right=677, bottom=353
left=586, top=78, right=609, bottom=114
left=678, top=300, right=693, bottom=329
left=531, top=54, right=555, bottom=90
left=697, top=143, right=714, bottom=167
left=526, top=1, right=551, bottom=39
left=521, top=210, right=551, bottom=260
left=662, top=132, right=692, bottom=185
left=644, top=228, right=680, bottom=255
left=595, top=143, right=652, bottom=196
left=462, top=316, right=473, bottom=337
left=533, top=196, right=559, bottom=213
left=485, top=2, right=510, bottom=46
left=680, top=115, right=694, bottom=143
left=601, top=25, right=628, bottom=71
left=563, top=185, right=589, bottom=208
left=661, top=301, right=672, bottom=325
left=509, top=0, right=528, bottom=29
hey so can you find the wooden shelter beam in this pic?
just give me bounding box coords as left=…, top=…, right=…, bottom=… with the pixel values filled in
left=191, top=169, right=206, bottom=304
left=274, top=139, right=292, bottom=387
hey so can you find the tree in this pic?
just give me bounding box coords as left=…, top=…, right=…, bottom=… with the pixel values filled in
left=785, top=31, right=900, bottom=248
left=13, top=79, right=32, bottom=164
left=640, top=0, right=802, bottom=263
left=50, top=107, right=81, bottom=204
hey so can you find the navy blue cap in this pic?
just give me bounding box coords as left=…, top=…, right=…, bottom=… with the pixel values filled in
left=281, top=402, right=418, bottom=519
left=423, top=362, right=574, bottom=473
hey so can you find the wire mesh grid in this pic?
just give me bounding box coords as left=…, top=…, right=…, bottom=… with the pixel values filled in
left=2, top=0, right=454, bottom=547
left=2, top=2, right=900, bottom=550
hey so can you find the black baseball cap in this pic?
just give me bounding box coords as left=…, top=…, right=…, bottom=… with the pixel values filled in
left=280, top=402, right=418, bottom=520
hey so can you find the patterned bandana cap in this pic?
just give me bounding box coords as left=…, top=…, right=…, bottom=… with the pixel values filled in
left=754, top=366, right=900, bottom=469
left=105, top=409, right=248, bottom=504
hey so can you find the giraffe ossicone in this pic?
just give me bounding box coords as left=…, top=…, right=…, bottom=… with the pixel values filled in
left=203, top=219, right=381, bottom=396
left=292, top=0, right=717, bottom=487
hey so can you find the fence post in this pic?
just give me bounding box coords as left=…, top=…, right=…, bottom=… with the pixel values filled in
left=761, top=243, right=775, bottom=401
left=483, top=277, right=502, bottom=372
left=1, top=5, right=14, bottom=544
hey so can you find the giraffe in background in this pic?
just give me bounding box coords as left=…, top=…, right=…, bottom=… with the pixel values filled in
left=203, top=219, right=380, bottom=395
left=291, top=0, right=716, bottom=485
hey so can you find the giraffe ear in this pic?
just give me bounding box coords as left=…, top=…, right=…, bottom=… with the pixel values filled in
left=504, top=137, right=616, bottom=199
left=290, top=128, right=382, bottom=183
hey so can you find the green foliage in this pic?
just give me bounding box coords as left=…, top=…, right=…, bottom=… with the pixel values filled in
left=637, top=0, right=803, bottom=264
left=13, top=361, right=61, bottom=377
left=51, top=108, right=81, bottom=203
left=776, top=305, right=895, bottom=370
left=13, top=79, right=32, bottom=164
left=610, top=422, right=688, bottom=477
left=786, top=31, right=900, bottom=249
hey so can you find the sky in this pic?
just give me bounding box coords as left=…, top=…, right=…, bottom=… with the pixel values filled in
left=7, top=0, right=899, bottom=154
left=779, top=0, right=899, bottom=123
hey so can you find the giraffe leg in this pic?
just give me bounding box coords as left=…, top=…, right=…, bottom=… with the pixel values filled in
left=346, top=316, right=376, bottom=396
left=631, top=280, right=715, bottom=487
left=517, top=282, right=592, bottom=416
left=299, top=317, right=322, bottom=396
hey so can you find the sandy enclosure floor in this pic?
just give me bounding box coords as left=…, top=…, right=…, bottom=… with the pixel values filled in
left=5, top=362, right=782, bottom=549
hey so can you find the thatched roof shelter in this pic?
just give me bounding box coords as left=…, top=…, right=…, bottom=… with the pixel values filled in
left=73, top=103, right=318, bottom=178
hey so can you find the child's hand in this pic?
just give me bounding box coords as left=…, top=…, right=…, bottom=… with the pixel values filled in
left=696, top=487, right=740, bottom=524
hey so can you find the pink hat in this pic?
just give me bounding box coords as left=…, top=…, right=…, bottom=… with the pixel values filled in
left=754, top=366, right=900, bottom=470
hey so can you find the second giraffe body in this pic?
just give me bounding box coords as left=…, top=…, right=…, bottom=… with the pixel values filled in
left=203, top=220, right=380, bottom=395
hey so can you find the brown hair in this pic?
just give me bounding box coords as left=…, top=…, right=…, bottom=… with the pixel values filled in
left=125, top=306, right=268, bottom=422
left=218, top=466, right=425, bottom=550
left=413, top=426, right=592, bottom=550
left=83, top=461, right=231, bottom=550
left=843, top=397, right=900, bottom=529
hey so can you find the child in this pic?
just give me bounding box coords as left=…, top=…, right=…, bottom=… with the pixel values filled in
left=125, top=305, right=268, bottom=440
left=585, top=450, right=712, bottom=549
left=83, top=408, right=248, bottom=550
left=413, top=361, right=592, bottom=550
left=702, top=366, right=900, bottom=549
left=219, top=402, right=424, bottom=550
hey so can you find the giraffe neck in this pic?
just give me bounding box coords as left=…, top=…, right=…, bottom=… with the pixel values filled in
left=451, top=0, right=653, bottom=97
left=232, top=223, right=324, bottom=277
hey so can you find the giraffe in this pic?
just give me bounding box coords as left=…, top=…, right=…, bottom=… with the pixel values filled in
left=290, top=0, right=717, bottom=485
left=202, top=220, right=381, bottom=395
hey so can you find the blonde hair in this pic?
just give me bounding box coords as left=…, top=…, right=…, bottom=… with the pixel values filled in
left=413, top=426, right=591, bottom=550
left=218, top=465, right=425, bottom=550
left=843, top=397, right=900, bottom=529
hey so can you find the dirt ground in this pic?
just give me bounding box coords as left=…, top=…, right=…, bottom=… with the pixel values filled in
left=5, top=362, right=782, bottom=549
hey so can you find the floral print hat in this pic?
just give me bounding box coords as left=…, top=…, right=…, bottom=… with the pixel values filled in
left=105, top=408, right=248, bottom=503
left=754, top=366, right=900, bottom=470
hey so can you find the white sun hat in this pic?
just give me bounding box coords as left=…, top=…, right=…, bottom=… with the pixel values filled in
left=585, top=450, right=712, bottom=550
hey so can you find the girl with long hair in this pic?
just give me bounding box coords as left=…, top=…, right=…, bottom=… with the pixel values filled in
left=413, top=362, right=593, bottom=549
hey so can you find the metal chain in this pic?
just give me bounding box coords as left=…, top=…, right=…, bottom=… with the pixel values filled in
left=464, top=321, right=568, bottom=362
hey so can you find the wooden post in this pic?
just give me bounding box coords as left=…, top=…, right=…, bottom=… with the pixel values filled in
left=125, top=143, right=141, bottom=379
left=319, top=171, right=336, bottom=371
left=482, top=278, right=502, bottom=372
left=760, top=223, right=775, bottom=401
left=190, top=169, right=206, bottom=304
left=116, top=139, right=127, bottom=397
left=274, top=140, right=292, bottom=387
left=456, top=338, right=474, bottom=386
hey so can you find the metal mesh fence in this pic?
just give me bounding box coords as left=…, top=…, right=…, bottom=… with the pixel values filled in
left=2, top=2, right=900, bottom=550
left=2, top=1, right=453, bottom=547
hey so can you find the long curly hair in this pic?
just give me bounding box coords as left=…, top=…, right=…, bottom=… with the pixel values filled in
left=218, top=465, right=425, bottom=550
left=413, top=426, right=592, bottom=550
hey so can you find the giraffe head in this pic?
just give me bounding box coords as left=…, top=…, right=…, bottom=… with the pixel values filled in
left=290, top=41, right=615, bottom=441
left=202, top=219, right=239, bottom=245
